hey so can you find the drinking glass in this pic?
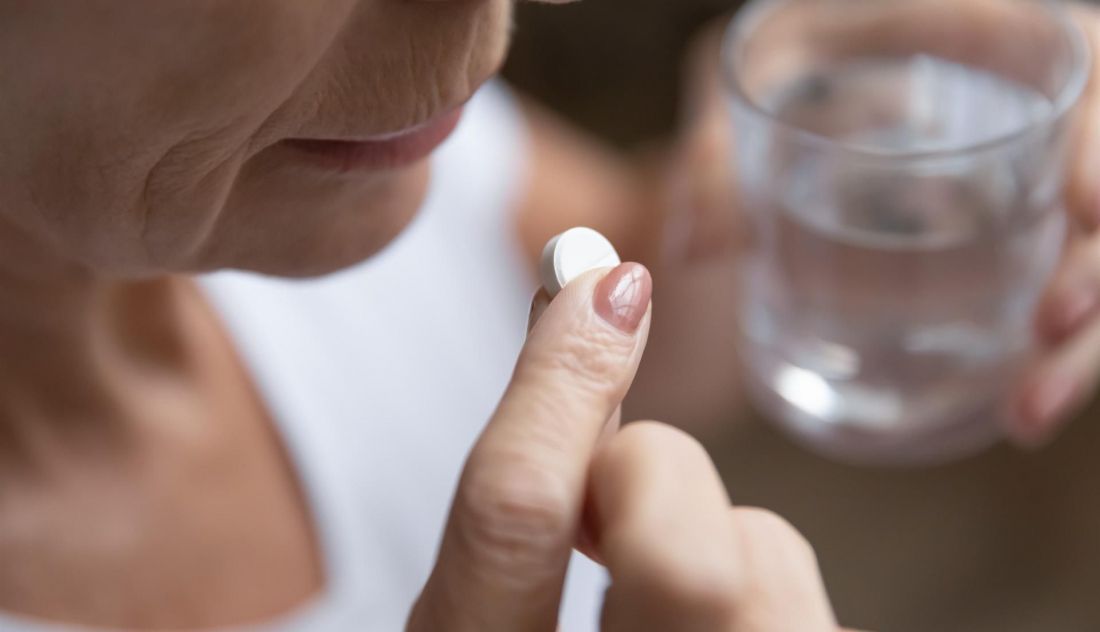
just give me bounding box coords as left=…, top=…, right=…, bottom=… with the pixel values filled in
left=726, top=0, right=1090, bottom=464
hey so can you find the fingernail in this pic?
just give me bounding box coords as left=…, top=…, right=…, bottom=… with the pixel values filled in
left=594, top=263, right=652, bottom=334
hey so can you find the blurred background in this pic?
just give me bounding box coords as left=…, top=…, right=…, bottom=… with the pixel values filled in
left=505, top=0, right=729, bottom=147
left=505, top=2, right=1100, bottom=631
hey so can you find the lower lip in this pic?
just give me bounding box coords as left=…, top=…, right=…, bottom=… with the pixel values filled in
left=282, top=108, right=465, bottom=173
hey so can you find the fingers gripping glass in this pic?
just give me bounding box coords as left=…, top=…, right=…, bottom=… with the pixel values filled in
left=724, top=0, right=1090, bottom=464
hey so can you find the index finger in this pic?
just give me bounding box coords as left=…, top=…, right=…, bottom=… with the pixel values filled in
left=410, top=263, right=652, bottom=632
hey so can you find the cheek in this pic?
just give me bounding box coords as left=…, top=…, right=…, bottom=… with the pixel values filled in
left=15, top=129, right=256, bottom=275
left=0, top=0, right=513, bottom=276
left=0, top=2, right=357, bottom=274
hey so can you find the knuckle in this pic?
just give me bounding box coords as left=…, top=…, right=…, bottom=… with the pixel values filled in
left=549, top=325, right=633, bottom=389
left=517, top=326, right=635, bottom=415
left=736, top=507, right=818, bottom=564
left=619, top=419, right=687, bottom=441
left=595, top=424, right=748, bottom=624
left=612, top=421, right=709, bottom=462
left=595, top=422, right=714, bottom=490
left=457, top=459, right=573, bottom=570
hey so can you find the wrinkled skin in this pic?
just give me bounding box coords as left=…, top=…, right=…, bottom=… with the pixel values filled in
left=0, top=0, right=510, bottom=277
left=0, top=1, right=518, bottom=627
left=9, top=0, right=1100, bottom=630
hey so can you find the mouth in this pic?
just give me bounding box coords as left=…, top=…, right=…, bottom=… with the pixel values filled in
left=280, top=107, right=465, bottom=173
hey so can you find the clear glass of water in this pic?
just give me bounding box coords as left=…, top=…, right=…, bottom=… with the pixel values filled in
left=726, top=0, right=1091, bottom=465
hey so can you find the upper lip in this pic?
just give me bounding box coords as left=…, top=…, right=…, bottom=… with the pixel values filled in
left=361, top=113, right=449, bottom=142
left=287, top=93, right=475, bottom=145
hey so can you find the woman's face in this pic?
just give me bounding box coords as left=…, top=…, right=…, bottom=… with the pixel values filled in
left=0, top=0, right=512, bottom=277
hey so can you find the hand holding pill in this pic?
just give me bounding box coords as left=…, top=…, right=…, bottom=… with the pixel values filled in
left=408, top=229, right=839, bottom=632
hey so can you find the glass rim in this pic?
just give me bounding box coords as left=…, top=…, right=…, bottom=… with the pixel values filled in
left=721, top=0, right=1093, bottom=163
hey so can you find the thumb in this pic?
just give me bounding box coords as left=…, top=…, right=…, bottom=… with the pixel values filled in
left=408, top=263, right=653, bottom=632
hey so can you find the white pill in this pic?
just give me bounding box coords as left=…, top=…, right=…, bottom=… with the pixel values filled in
left=540, top=227, right=622, bottom=298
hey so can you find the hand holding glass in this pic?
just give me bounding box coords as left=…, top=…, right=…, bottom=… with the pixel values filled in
left=727, top=0, right=1090, bottom=464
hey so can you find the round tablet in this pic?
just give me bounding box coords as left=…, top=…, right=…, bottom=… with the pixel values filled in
left=540, top=227, right=622, bottom=297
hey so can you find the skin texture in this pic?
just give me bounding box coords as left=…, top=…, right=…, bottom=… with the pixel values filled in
left=408, top=267, right=842, bottom=632
left=0, top=0, right=516, bottom=627
left=4, top=0, right=1100, bottom=630
left=0, top=1, right=511, bottom=277
left=0, top=0, right=839, bottom=629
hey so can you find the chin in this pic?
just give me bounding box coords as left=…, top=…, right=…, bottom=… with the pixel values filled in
left=197, top=160, right=432, bottom=278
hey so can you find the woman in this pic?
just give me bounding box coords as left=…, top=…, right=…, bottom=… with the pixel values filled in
left=0, top=0, right=1098, bottom=630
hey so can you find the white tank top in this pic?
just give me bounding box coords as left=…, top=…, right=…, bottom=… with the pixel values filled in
left=0, top=83, right=607, bottom=631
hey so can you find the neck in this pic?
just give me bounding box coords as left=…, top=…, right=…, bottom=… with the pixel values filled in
left=0, top=214, right=192, bottom=468
left=0, top=214, right=104, bottom=380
